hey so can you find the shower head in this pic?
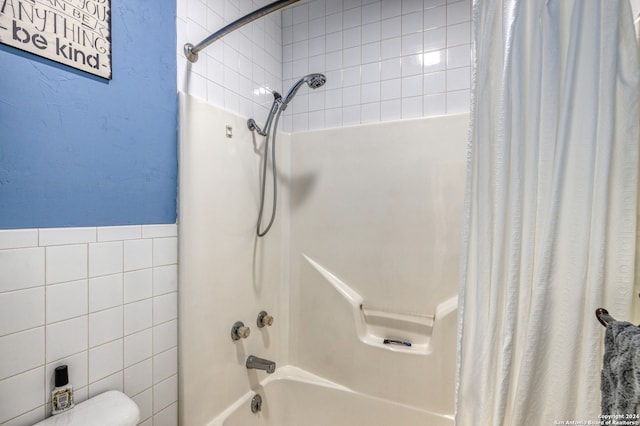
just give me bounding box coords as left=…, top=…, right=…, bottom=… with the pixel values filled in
left=281, top=73, right=327, bottom=111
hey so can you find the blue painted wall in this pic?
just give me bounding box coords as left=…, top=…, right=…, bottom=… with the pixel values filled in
left=0, top=2, right=177, bottom=229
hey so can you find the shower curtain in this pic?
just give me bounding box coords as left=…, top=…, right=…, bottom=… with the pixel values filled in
left=456, top=0, right=640, bottom=424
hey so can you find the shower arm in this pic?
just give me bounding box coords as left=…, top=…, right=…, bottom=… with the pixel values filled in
left=184, top=0, right=301, bottom=63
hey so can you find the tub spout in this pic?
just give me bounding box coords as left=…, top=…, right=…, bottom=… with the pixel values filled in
left=246, top=355, right=276, bottom=374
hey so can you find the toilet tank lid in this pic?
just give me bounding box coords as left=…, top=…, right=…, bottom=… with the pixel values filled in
left=33, top=390, right=140, bottom=426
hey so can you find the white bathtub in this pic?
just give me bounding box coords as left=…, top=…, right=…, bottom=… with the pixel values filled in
left=209, top=366, right=454, bottom=426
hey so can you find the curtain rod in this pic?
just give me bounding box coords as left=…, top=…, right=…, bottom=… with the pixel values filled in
left=184, top=0, right=301, bottom=63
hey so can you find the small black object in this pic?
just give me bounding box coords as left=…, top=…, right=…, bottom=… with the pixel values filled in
left=383, top=339, right=412, bottom=347
left=54, top=365, right=69, bottom=387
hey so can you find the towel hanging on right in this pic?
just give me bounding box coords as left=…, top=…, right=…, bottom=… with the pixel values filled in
left=601, top=322, right=640, bottom=416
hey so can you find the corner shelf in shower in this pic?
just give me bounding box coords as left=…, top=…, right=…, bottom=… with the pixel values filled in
left=302, top=255, right=457, bottom=355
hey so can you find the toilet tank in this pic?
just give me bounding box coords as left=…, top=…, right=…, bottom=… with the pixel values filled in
left=33, top=391, right=140, bottom=426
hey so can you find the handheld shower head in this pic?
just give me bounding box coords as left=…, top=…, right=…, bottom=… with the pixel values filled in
left=281, top=73, right=327, bottom=111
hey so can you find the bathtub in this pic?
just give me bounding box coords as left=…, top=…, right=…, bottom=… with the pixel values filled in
left=209, top=366, right=454, bottom=426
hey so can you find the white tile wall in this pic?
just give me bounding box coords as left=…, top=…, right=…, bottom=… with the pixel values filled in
left=177, top=0, right=471, bottom=134
left=0, top=224, right=178, bottom=426
left=281, top=0, right=472, bottom=131
left=177, top=0, right=284, bottom=123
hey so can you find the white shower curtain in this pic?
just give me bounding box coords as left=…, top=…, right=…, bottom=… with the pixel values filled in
left=456, top=0, right=640, bottom=424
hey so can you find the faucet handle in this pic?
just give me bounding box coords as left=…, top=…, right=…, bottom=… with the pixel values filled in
left=231, top=321, right=250, bottom=341
left=257, top=311, right=274, bottom=328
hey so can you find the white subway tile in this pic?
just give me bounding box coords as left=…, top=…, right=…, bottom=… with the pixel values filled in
left=46, top=280, right=88, bottom=323
left=309, top=0, right=326, bottom=20
left=325, top=107, right=343, bottom=127
left=0, top=367, right=44, bottom=423
left=153, top=320, right=178, bottom=355
left=381, top=99, right=402, bottom=121
left=124, top=239, right=153, bottom=272
left=447, top=66, right=471, bottom=91
left=124, top=358, right=152, bottom=397
left=293, top=22, right=309, bottom=42
left=97, top=226, right=142, bottom=242
left=124, top=299, right=153, bottom=335
left=343, top=7, right=361, bottom=29
left=153, top=375, right=178, bottom=413
left=0, top=229, right=38, bottom=249
left=343, top=65, right=361, bottom=87
left=308, top=36, right=325, bottom=57
left=132, top=388, right=153, bottom=422
left=362, top=2, right=380, bottom=24
left=402, top=11, right=423, bottom=35
left=402, top=74, right=423, bottom=98
left=401, top=53, right=423, bottom=77
left=361, top=102, right=381, bottom=123
left=402, top=0, right=423, bottom=14
left=424, top=5, right=446, bottom=29
left=45, top=351, right=88, bottom=402
left=423, top=49, right=445, bottom=73
left=381, top=16, right=401, bottom=40
left=362, top=81, right=381, bottom=103
left=401, top=32, right=423, bottom=56
left=89, top=242, right=123, bottom=278
left=39, top=227, right=96, bottom=246
left=343, top=85, right=361, bottom=106
left=344, top=0, right=361, bottom=11
left=309, top=19, right=325, bottom=41
left=153, top=347, right=178, bottom=385
left=343, top=46, right=361, bottom=67
left=447, top=89, right=470, bottom=113
left=362, top=21, right=381, bottom=44
left=0, top=327, right=44, bottom=380
left=154, top=402, right=178, bottom=426
left=447, top=21, right=471, bottom=47
left=325, top=12, right=343, bottom=34
left=46, top=316, right=87, bottom=363
left=362, top=41, right=381, bottom=64
left=424, top=92, right=447, bottom=116
left=1, top=405, right=45, bottom=426
left=125, top=269, right=153, bottom=303
left=153, top=293, right=178, bottom=326
left=293, top=3, right=309, bottom=25
left=343, top=105, right=361, bottom=125
left=309, top=110, right=325, bottom=130
left=46, top=244, right=87, bottom=285
left=381, top=58, right=401, bottom=80
left=361, top=62, right=380, bottom=83
left=402, top=95, right=423, bottom=118
left=89, top=307, right=123, bottom=348
left=424, top=27, right=446, bottom=52
left=89, top=370, right=123, bottom=398
left=124, top=329, right=153, bottom=368
left=0, top=247, right=44, bottom=292
left=380, top=37, right=401, bottom=60
left=381, top=1, right=401, bottom=19
left=447, top=44, right=471, bottom=69
left=424, top=71, right=446, bottom=94
left=447, top=0, right=471, bottom=25
left=309, top=53, right=326, bottom=72
left=425, top=0, right=446, bottom=8
left=293, top=113, right=309, bottom=132
left=152, top=238, right=178, bottom=267
left=0, top=288, right=44, bottom=337
left=88, top=339, right=123, bottom=383
left=343, top=27, right=362, bottom=49
left=282, top=6, right=293, bottom=26
left=381, top=78, right=402, bottom=100
left=89, top=274, right=123, bottom=313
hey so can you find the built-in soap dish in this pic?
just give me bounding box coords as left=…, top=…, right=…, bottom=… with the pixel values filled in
left=360, top=305, right=433, bottom=353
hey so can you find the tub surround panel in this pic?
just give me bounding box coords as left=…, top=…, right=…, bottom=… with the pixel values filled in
left=178, top=93, right=288, bottom=426
left=288, top=114, right=468, bottom=415
left=0, top=224, right=178, bottom=426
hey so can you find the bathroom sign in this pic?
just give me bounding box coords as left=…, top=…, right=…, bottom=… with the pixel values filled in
left=0, top=0, right=112, bottom=79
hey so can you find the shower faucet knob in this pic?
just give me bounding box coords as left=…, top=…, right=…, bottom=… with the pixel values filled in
left=257, top=311, right=274, bottom=328
left=231, top=321, right=251, bottom=341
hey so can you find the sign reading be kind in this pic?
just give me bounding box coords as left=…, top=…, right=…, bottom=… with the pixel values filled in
left=0, top=0, right=112, bottom=79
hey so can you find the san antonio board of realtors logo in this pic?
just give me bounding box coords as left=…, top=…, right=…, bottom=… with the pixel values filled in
left=0, top=0, right=111, bottom=80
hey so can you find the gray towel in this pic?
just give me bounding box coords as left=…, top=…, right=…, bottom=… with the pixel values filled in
left=601, top=321, right=640, bottom=415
